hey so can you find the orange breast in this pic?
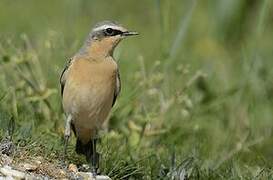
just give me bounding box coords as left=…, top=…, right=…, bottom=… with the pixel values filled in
left=62, top=58, right=117, bottom=143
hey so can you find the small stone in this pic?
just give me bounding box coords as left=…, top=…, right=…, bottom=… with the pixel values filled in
left=0, top=165, right=26, bottom=179
left=0, top=154, right=13, bottom=165
left=77, top=172, right=93, bottom=180
left=36, top=156, right=43, bottom=162
left=1, top=176, right=13, bottom=180
left=77, top=172, right=111, bottom=180
left=95, top=175, right=112, bottom=180
left=34, top=160, right=42, bottom=165
left=0, top=138, right=14, bottom=156
left=23, top=163, right=38, bottom=171
left=68, top=163, right=78, bottom=173
left=59, top=169, right=66, bottom=176
left=82, top=164, right=90, bottom=170
left=25, top=174, right=43, bottom=180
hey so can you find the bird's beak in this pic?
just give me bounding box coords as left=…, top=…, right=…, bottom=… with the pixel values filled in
left=122, top=31, right=139, bottom=37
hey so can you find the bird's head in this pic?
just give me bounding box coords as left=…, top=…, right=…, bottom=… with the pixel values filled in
left=83, top=21, right=138, bottom=58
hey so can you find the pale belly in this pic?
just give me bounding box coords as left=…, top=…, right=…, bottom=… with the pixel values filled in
left=62, top=76, right=115, bottom=143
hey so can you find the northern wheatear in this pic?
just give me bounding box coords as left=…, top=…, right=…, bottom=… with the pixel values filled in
left=60, top=21, right=138, bottom=175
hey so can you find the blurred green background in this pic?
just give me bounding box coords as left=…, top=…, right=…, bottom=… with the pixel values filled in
left=0, top=0, right=273, bottom=179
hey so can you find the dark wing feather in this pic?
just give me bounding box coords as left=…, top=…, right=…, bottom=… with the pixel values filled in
left=112, top=69, right=121, bottom=106
left=60, top=58, right=73, bottom=97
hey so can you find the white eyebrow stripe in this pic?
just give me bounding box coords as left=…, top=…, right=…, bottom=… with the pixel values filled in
left=92, top=25, right=125, bottom=32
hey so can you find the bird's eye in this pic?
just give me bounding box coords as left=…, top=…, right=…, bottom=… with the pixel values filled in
left=105, top=28, right=114, bottom=35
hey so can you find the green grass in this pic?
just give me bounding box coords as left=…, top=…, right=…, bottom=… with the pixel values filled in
left=1, top=0, right=273, bottom=179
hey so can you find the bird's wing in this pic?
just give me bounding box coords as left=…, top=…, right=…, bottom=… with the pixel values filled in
left=112, top=68, right=121, bottom=107
left=60, top=57, right=73, bottom=97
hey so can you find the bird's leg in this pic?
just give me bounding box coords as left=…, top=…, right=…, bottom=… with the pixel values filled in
left=64, top=115, right=72, bottom=159
left=90, top=138, right=100, bottom=176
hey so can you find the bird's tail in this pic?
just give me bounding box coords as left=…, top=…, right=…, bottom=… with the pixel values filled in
left=71, top=123, right=92, bottom=157
left=75, top=138, right=93, bottom=157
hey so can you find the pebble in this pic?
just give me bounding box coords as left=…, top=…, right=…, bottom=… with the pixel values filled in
left=77, top=172, right=111, bottom=180
left=68, top=163, right=78, bottom=173
left=59, top=169, right=66, bottom=176
left=0, top=154, right=13, bottom=166
left=0, top=165, right=26, bottom=179
left=23, top=163, right=38, bottom=171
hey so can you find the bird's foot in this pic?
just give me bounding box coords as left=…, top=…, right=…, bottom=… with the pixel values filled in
left=91, top=167, right=97, bottom=177
left=89, top=151, right=100, bottom=177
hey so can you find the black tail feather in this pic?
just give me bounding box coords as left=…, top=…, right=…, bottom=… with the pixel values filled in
left=71, top=123, right=91, bottom=156
left=72, top=123, right=93, bottom=161
left=75, top=139, right=93, bottom=159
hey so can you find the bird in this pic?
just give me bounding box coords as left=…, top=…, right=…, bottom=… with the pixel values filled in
left=59, top=21, right=138, bottom=175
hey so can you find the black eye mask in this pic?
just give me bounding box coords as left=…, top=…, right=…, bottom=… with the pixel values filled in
left=104, top=28, right=123, bottom=36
